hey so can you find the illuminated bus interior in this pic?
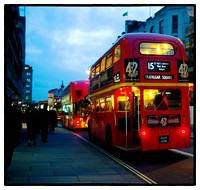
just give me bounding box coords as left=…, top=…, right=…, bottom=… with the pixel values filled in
left=139, top=42, right=175, bottom=55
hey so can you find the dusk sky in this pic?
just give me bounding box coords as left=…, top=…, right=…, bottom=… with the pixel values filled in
left=24, top=5, right=163, bottom=102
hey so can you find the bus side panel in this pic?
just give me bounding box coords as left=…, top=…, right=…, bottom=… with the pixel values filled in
left=90, top=112, right=115, bottom=143
left=90, top=112, right=104, bottom=141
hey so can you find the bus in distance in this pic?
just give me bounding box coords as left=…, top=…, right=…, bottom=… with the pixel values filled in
left=88, top=33, right=191, bottom=151
left=52, top=97, right=62, bottom=120
left=38, top=101, right=48, bottom=110
left=61, top=80, right=90, bottom=129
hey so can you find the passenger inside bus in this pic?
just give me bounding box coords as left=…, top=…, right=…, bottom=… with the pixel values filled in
left=154, top=90, right=168, bottom=110
left=146, top=100, right=156, bottom=111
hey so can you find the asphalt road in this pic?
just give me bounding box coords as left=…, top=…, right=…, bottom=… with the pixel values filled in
left=75, top=129, right=195, bottom=185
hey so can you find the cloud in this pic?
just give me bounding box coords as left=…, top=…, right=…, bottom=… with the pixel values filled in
left=25, top=6, right=163, bottom=101
left=26, top=46, right=43, bottom=54
left=66, top=28, right=113, bottom=46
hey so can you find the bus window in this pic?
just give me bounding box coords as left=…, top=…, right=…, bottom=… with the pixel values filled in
left=96, top=100, right=100, bottom=112
left=91, top=67, right=95, bottom=78
left=100, top=57, right=106, bottom=72
left=100, top=98, right=105, bottom=111
left=106, top=96, right=114, bottom=111
left=144, top=89, right=181, bottom=111
left=114, top=45, right=121, bottom=63
left=140, top=42, right=175, bottom=56
left=117, top=96, right=130, bottom=111
left=106, top=56, right=112, bottom=68
left=91, top=102, right=95, bottom=112
left=96, top=64, right=100, bottom=75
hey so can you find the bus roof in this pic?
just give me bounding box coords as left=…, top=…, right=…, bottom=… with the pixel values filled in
left=62, top=80, right=89, bottom=91
left=91, top=33, right=185, bottom=69
left=118, top=33, right=182, bottom=43
left=38, top=101, right=48, bottom=104
left=62, top=80, right=89, bottom=103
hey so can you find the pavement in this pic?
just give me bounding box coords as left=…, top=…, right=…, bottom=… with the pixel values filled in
left=5, top=125, right=145, bottom=185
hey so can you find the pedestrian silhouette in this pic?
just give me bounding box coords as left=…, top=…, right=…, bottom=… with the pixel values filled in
left=49, top=109, right=57, bottom=134
left=24, top=106, right=38, bottom=147
left=39, top=109, right=49, bottom=142
left=5, top=97, right=22, bottom=181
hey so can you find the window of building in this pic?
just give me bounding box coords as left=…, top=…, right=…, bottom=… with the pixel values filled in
left=27, top=79, right=31, bottom=82
left=159, top=20, right=164, bottom=34
left=150, top=26, right=155, bottom=33
left=26, top=84, right=30, bottom=88
left=190, top=16, right=194, bottom=23
left=172, top=15, right=178, bottom=33
left=100, top=57, right=106, bottom=72
left=26, top=72, right=31, bottom=76
left=113, top=45, right=121, bottom=63
left=26, top=90, right=30, bottom=93
left=25, top=66, right=29, bottom=70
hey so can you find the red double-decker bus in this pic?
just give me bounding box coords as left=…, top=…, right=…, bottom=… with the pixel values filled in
left=38, top=101, right=48, bottom=110
left=88, top=33, right=191, bottom=151
left=61, top=80, right=90, bottom=129
left=52, top=97, right=62, bottom=120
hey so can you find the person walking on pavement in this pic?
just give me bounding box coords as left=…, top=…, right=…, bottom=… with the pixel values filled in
left=5, top=97, right=22, bottom=181
left=39, top=109, right=49, bottom=142
left=24, top=106, right=37, bottom=147
left=49, top=109, right=57, bottom=134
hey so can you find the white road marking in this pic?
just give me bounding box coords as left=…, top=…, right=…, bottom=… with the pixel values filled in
left=169, top=149, right=193, bottom=157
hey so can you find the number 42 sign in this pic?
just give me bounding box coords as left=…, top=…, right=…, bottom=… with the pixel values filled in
left=125, top=58, right=140, bottom=82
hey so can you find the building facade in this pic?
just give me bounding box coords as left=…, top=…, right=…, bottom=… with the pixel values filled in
left=23, top=65, right=33, bottom=104
left=125, top=5, right=195, bottom=82
left=5, top=5, right=26, bottom=103
left=48, top=82, right=64, bottom=110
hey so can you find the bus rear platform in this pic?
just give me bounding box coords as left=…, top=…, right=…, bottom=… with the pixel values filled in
left=5, top=125, right=145, bottom=185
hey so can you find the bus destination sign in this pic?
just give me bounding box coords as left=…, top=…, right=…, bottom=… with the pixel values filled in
left=144, top=74, right=174, bottom=80
left=147, top=61, right=170, bottom=72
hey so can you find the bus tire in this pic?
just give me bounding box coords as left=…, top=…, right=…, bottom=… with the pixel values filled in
left=105, top=124, right=112, bottom=151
